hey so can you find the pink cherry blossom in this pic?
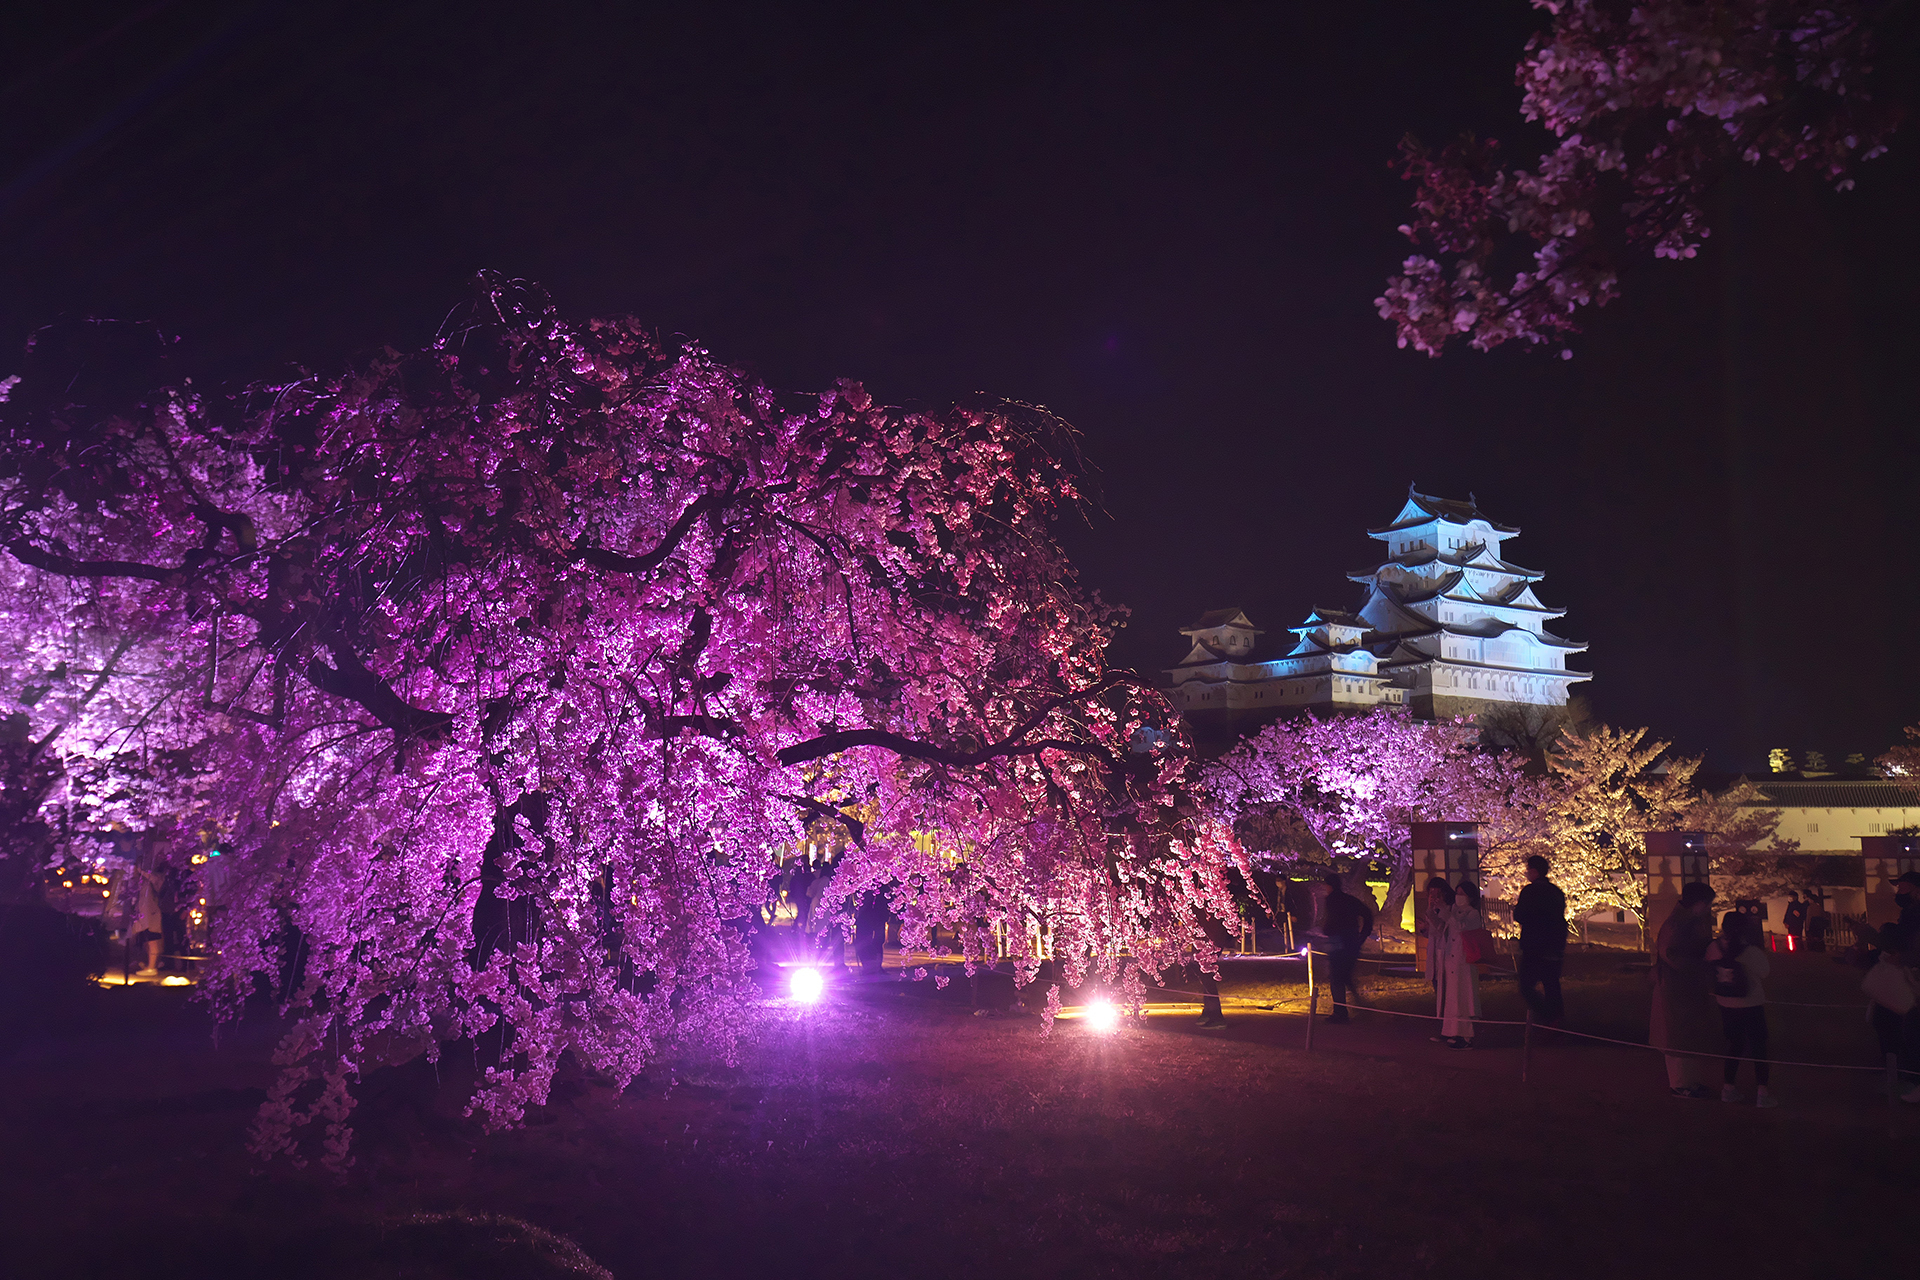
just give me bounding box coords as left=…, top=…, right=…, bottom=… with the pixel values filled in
left=1379, top=1, right=1899, bottom=355
left=0, top=277, right=1240, bottom=1168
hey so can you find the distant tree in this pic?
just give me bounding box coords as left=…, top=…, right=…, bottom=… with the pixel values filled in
left=1379, top=1, right=1908, bottom=355
left=1534, top=724, right=1786, bottom=941
left=1878, top=724, right=1920, bottom=777
left=0, top=278, right=1241, bottom=1168
left=1770, top=747, right=1796, bottom=774
left=1475, top=694, right=1591, bottom=771
left=1201, top=708, right=1543, bottom=927
left=1804, top=749, right=1829, bottom=772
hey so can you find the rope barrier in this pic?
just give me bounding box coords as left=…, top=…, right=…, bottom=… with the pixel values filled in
left=1317, top=1000, right=1892, bottom=1072
left=1288, top=949, right=1902, bottom=1077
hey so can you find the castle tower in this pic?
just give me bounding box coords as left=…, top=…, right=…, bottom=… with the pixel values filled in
left=1350, top=487, right=1588, bottom=719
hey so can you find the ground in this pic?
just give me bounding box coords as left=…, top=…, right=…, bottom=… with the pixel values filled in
left=1, top=946, right=1911, bottom=1279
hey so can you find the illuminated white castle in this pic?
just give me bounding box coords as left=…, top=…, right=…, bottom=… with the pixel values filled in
left=1168, top=488, right=1589, bottom=722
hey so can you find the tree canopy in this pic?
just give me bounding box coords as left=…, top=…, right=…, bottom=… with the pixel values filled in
left=0, top=275, right=1237, bottom=1166
left=1379, top=0, right=1908, bottom=355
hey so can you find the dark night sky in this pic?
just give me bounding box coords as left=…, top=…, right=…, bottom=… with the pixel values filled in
left=5, top=2, right=1916, bottom=771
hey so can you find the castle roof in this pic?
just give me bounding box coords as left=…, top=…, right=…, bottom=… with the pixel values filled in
left=1181, top=607, right=1259, bottom=633
left=1351, top=544, right=1544, bottom=580
left=1288, top=606, right=1371, bottom=633
left=1368, top=486, right=1520, bottom=537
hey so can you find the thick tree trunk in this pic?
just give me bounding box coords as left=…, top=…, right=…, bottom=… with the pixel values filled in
left=1377, top=855, right=1416, bottom=941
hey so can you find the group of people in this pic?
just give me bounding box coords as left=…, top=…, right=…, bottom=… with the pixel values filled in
left=1315, top=854, right=1567, bottom=1051
left=1651, top=883, right=1773, bottom=1103
left=1651, top=871, right=1920, bottom=1105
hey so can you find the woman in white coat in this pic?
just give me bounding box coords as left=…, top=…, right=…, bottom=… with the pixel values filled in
left=1427, top=877, right=1482, bottom=1049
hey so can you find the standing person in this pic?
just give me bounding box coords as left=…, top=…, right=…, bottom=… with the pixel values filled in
left=1514, top=855, right=1568, bottom=1027
left=132, top=854, right=167, bottom=977
left=1805, top=891, right=1830, bottom=953
left=1424, top=877, right=1479, bottom=1049
left=1708, top=911, right=1778, bottom=1107
left=1780, top=891, right=1808, bottom=950
left=1862, top=924, right=1920, bottom=1103
left=787, top=860, right=815, bottom=933
left=1894, top=872, right=1920, bottom=950
left=853, top=888, right=891, bottom=980
left=1651, top=881, right=1719, bottom=1099
left=1319, top=872, right=1374, bottom=1026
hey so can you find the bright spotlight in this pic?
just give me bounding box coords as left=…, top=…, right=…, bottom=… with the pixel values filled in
left=789, top=968, right=824, bottom=1004
left=1084, top=998, right=1119, bottom=1033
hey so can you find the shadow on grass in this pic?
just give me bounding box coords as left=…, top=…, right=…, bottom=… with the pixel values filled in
left=32, top=1212, right=614, bottom=1280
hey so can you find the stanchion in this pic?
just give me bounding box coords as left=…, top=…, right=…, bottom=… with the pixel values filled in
left=1522, top=1010, right=1532, bottom=1084
left=1304, top=947, right=1316, bottom=1053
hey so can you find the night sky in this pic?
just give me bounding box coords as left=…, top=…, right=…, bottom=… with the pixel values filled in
left=5, top=2, right=1916, bottom=771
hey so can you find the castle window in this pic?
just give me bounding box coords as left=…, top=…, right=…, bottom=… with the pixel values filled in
left=1806, top=823, right=1819, bottom=833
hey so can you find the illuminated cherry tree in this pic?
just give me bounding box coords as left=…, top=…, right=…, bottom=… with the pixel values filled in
left=1516, top=724, right=1786, bottom=938
left=0, top=276, right=1240, bottom=1168
left=1201, top=708, right=1543, bottom=927
left=1379, top=0, right=1903, bottom=355
left=1876, top=723, right=1920, bottom=778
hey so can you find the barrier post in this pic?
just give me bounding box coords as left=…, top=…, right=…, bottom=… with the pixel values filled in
left=1522, top=1010, right=1533, bottom=1084
left=1305, top=948, right=1316, bottom=1053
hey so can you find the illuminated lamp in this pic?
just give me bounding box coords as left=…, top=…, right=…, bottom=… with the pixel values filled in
left=789, top=968, right=824, bottom=1004
left=1084, top=998, right=1119, bottom=1033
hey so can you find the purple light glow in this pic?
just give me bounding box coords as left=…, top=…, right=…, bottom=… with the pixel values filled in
left=790, top=968, right=824, bottom=1004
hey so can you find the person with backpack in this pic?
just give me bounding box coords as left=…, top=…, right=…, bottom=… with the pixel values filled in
left=1707, top=910, right=1777, bottom=1107
left=1319, top=871, right=1374, bottom=1025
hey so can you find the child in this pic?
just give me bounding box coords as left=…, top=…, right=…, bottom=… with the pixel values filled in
left=1706, top=911, right=1776, bottom=1107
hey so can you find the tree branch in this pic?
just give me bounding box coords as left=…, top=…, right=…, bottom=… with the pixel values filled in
left=773, top=673, right=1144, bottom=769
left=574, top=489, right=735, bottom=574
left=5, top=540, right=179, bottom=582
left=304, top=642, right=455, bottom=741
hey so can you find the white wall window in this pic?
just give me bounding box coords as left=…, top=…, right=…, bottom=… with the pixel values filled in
left=1807, top=822, right=1819, bottom=833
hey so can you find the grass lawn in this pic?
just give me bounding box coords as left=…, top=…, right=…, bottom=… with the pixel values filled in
left=2, top=947, right=1912, bottom=1278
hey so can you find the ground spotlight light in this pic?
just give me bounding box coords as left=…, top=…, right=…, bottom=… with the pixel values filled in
left=790, top=968, right=824, bottom=1004
left=1084, top=998, right=1119, bottom=1033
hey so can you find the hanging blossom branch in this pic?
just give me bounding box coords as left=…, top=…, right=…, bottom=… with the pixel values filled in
left=0, top=276, right=1242, bottom=1170
left=1378, top=0, right=1906, bottom=356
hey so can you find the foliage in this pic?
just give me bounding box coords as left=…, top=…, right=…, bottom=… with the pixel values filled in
left=0, top=276, right=1241, bottom=1168
left=1378, top=0, right=1905, bottom=355
left=1877, top=722, right=1920, bottom=777
left=1520, top=724, right=1787, bottom=926
left=1200, top=708, right=1544, bottom=924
